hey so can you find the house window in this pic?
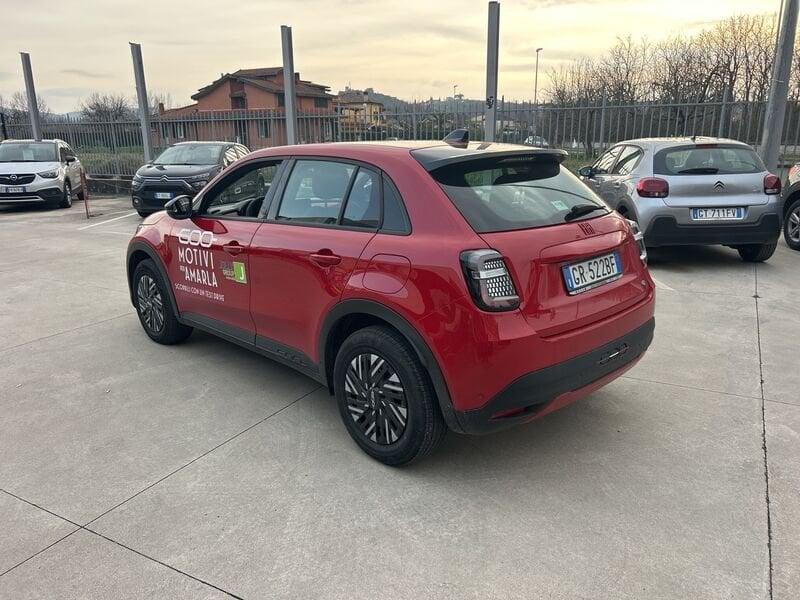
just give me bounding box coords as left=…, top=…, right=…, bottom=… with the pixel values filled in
left=232, top=96, right=246, bottom=109
left=314, top=97, right=328, bottom=109
left=258, top=120, right=270, bottom=138
left=277, top=93, right=285, bottom=107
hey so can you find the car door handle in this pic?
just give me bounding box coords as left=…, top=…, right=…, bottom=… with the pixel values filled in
left=223, top=242, right=244, bottom=255
left=310, top=251, right=342, bottom=267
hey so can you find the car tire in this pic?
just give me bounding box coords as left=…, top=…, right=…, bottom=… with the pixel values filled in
left=737, top=241, right=778, bottom=262
left=77, top=188, right=86, bottom=201
left=58, top=181, right=72, bottom=209
left=333, top=326, right=446, bottom=466
left=783, top=198, right=800, bottom=251
left=132, top=259, right=193, bottom=345
left=136, top=210, right=150, bottom=218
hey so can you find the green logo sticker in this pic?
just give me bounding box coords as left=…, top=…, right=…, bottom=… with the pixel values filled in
left=233, top=261, right=247, bottom=284
left=551, top=200, right=569, bottom=211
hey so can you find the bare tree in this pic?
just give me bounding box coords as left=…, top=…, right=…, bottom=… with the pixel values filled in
left=80, top=93, right=135, bottom=122
left=1, top=91, right=51, bottom=124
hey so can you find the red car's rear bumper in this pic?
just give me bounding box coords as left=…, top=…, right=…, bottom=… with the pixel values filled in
left=453, top=317, right=654, bottom=434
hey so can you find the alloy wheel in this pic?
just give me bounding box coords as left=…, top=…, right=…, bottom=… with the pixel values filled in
left=788, top=206, right=800, bottom=243
left=136, top=274, right=165, bottom=333
left=345, top=353, right=408, bottom=445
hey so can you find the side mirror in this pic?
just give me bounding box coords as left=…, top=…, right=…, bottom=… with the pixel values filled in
left=165, top=195, right=193, bottom=220
left=65, top=156, right=76, bottom=164
left=578, top=166, right=595, bottom=179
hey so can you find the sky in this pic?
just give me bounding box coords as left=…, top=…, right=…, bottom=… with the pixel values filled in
left=0, top=0, right=783, bottom=113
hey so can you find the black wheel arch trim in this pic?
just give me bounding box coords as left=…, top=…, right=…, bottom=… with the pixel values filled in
left=319, top=299, right=463, bottom=433
left=126, top=240, right=180, bottom=319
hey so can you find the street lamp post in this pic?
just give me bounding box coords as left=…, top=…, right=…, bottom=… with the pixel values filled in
left=533, top=47, right=543, bottom=137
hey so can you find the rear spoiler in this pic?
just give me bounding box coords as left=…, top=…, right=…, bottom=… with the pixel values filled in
left=412, top=145, right=568, bottom=172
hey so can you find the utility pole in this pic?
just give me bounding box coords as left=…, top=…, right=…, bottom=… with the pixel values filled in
left=130, top=43, right=154, bottom=162
left=485, top=1, right=500, bottom=142
left=760, top=0, right=798, bottom=172
left=20, top=53, right=42, bottom=141
left=533, top=47, right=543, bottom=107
left=281, top=25, right=298, bottom=145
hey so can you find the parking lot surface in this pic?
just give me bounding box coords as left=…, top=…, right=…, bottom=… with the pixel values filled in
left=0, top=196, right=797, bottom=599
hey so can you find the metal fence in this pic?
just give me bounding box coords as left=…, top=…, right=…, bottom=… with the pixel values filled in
left=5, top=98, right=800, bottom=177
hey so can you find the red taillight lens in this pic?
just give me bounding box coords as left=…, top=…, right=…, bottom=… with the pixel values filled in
left=636, top=177, right=669, bottom=198
left=764, top=173, right=781, bottom=195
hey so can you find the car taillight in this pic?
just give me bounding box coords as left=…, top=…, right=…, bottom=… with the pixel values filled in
left=764, top=173, right=781, bottom=195
left=460, top=249, right=520, bottom=312
left=636, top=177, right=669, bottom=198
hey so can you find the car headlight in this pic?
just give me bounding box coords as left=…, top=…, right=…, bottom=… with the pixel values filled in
left=191, top=180, right=208, bottom=190
left=38, top=169, right=59, bottom=179
left=187, top=172, right=212, bottom=181
left=626, top=219, right=647, bottom=264
left=131, top=175, right=144, bottom=189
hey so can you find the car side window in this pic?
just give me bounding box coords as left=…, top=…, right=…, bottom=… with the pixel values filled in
left=59, top=146, right=69, bottom=163
left=593, top=146, right=623, bottom=174
left=198, top=160, right=282, bottom=218
left=276, top=160, right=355, bottom=224
left=341, top=168, right=381, bottom=229
left=236, top=145, right=249, bottom=159
left=612, top=146, right=643, bottom=176
left=381, top=177, right=411, bottom=234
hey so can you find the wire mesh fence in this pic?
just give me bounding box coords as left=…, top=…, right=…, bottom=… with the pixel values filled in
left=4, top=98, right=800, bottom=177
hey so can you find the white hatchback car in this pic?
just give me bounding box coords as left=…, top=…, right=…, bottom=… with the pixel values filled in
left=0, top=139, right=85, bottom=209
left=580, top=137, right=782, bottom=262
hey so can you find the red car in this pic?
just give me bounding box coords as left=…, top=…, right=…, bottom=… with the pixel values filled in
left=126, top=136, right=656, bottom=465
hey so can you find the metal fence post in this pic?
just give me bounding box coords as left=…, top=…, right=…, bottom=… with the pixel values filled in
left=0, top=112, right=7, bottom=140
left=281, top=25, right=298, bottom=146
left=761, top=0, right=799, bottom=171
left=20, top=53, right=43, bottom=141
left=598, top=89, right=608, bottom=153
left=130, top=43, right=154, bottom=162
left=484, top=1, right=500, bottom=142
left=718, top=85, right=730, bottom=139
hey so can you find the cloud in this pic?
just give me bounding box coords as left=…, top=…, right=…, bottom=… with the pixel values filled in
left=61, top=69, right=110, bottom=79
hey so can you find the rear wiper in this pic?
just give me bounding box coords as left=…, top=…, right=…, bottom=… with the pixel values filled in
left=678, top=167, right=719, bottom=174
left=564, top=204, right=605, bottom=222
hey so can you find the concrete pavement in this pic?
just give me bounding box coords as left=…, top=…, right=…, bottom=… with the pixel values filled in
left=0, top=197, right=797, bottom=599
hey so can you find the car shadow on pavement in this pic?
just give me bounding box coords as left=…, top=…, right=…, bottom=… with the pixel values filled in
left=646, top=244, right=748, bottom=269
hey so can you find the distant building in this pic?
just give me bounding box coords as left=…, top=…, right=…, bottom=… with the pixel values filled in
left=335, top=88, right=386, bottom=138
left=156, top=68, right=335, bottom=148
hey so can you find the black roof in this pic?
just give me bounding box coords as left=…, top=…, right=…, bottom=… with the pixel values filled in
left=410, top=142, right=567, bottom=171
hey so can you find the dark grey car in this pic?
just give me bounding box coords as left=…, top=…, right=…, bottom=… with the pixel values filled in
left=131, top=141, right=250, bottom=216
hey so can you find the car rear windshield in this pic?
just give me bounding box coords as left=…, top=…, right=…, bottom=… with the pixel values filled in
left=0, top=142, right=57, bottom=162
left=429, top=155, right=608, bottom=233
left=153, top=144, right=224, bottom=166
left=654, top=145, right=764, bottom=175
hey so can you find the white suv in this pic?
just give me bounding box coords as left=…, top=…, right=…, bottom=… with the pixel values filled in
left=0, top=139, right=85, bottom=209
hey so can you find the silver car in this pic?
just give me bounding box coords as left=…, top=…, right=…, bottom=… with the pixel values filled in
left=0, top=139, right=85, bottom=209
left=579, top=137, right=782, bottom=262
